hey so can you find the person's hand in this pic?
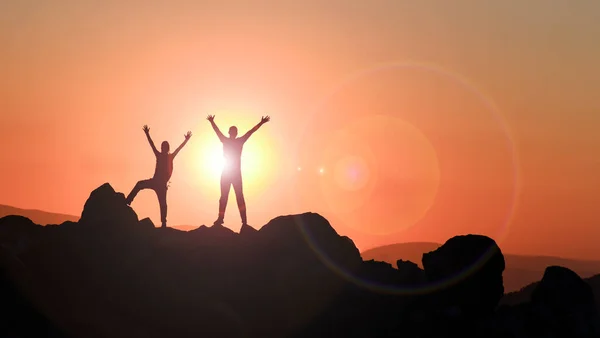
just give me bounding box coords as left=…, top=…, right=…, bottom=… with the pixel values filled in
left=184, top=131, right=192, bottom=140
left=207, top=115, right=215, bottom=122
left=261, top=115, right=270, bottom=124
left=143, top=125, right=150, bottom=134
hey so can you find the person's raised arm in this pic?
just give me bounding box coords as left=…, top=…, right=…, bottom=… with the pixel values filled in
left=207, top=115, right=226, bottom=142
left=240, top=115, right=270, bottom=142
left=143, top=125, right=159, bottom=156
left=172, top=131, right=192, bottom=158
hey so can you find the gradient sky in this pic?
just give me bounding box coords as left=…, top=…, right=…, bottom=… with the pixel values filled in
left=1, top=1, right=600, bottom=259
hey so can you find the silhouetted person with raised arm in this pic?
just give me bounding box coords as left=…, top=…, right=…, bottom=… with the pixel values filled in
left=126, top=125, right=192, bottom=228
left=207, top=115, right=270, bottom=227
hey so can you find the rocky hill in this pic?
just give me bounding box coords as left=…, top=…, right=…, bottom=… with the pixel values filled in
left=1, top=183, right=598, bottom=337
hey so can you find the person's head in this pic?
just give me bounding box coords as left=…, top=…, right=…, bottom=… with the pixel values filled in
left=228, top=126, right=238, bottom=138
left=161, top=141, right=170, bottom=153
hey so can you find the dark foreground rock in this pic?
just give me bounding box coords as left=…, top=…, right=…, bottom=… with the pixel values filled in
left=0, top=183, right=598, bottom=338
left=422, top=234, right=505, bottom=317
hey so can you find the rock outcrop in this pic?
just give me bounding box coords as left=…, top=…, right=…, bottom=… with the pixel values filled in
left=0, top=183, right=596, bottom=338
left=79, top=183, right=139, bottom=229
left=422, top=234, right=505, bottom=317
left=530, top=266, right=600, bottom=336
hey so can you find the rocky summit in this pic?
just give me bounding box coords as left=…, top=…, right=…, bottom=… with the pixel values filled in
left=0, top=183, right=599, bottom=338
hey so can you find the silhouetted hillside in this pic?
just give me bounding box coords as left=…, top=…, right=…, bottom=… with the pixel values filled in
left=0, top=204, right=79, bottom=225
left=503, top=273, right=600, bottom=308
left=0, top=203, right=193, bottom=232
left=1, top=183, right=598, bottom=338
left=363, top=243, right=600, bottom=292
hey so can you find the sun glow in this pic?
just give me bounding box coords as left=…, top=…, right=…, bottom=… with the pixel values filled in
left=195, top=127, right=278, bottom=198
left=204, top=144, right=226, bottom=178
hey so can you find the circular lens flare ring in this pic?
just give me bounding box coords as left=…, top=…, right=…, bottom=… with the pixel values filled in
left=319, top=114, right=440, bottom=234
left=333, top=155, right=371, bottom=192
left=290, top=59, right=521, bottom=295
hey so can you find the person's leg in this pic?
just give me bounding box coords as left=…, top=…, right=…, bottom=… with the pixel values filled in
left=125, top=179, right=153, bottom=205
left=215, top=174, right=232, bottom=225
left=232, top=173, right=247, bottom=225
left=156, top=185, right=168, bottom=228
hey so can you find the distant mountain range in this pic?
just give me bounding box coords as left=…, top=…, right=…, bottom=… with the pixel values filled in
left=361, top=242, right=600, bottom=292
left=0, top=205, right=79, bottom=225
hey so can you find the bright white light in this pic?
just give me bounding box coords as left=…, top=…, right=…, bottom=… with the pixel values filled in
left=319, top=168, right=325, bottom=174
left=203, top=147, right=225, bottom=177
left=297, top=166, right=302, bottom=171
left=221, top=157, right=230, bottom=172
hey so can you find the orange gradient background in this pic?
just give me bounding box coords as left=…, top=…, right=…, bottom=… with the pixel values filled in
left=1, top=1, right=600, bottom=259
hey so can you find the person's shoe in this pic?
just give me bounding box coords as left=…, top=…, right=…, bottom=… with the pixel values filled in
left=161, top=222, right=167, bottom=228
left=213, top=218, right=224, bottom=226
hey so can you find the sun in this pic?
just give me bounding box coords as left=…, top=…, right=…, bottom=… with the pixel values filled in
left=194, top=129, right=278, bottom=198
left=198, top=137, right=227, bottom=183
left=203, top=143, right=226, bottom=178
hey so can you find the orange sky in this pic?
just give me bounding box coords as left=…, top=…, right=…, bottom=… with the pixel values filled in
left=1, top=1, right=600, bottom=259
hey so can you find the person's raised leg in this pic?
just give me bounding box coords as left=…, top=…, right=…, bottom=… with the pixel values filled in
left=215, top=175, right=232, bottom=226
left=156, top=185, right=168, bottom=228
left=232, top=175, right=247, bottom=225
left=125, top=179, right=153, bottom=205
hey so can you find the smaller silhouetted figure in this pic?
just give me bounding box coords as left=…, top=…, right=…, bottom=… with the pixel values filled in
left=207, top=114, right=270, bottom=227
left=126, top=125, right=192, bottom=228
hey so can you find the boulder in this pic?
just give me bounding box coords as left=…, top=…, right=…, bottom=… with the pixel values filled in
left=139, top=217, right=155, bottom=230
left=531, top=266, right=600, bottom=336
left=257, top=212, right=362, bottom=267
left=250, top=213, right=364, bottom=331
left=79, top=183, right=139, bottom=229
left=422, top=234, right=505, bottom=316
left=532, top=266, right=595, bottom=313
left=490, top=267, right=600, bottom=338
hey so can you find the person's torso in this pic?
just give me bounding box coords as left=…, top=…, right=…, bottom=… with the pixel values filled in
left=222, top=138, right=245, bottom=170
left=153, top=153, right=174, bottom=183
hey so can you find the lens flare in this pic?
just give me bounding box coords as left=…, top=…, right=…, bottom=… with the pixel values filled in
left=291, top=60, right=521, bottom=295
left=319, top=114, right=440, bottom=233
left=333, top=155, right=370, bottom=192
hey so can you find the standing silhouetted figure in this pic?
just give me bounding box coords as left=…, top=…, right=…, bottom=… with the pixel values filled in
left=207, top=115, right=270, bottom=227
left=126, top=125, right=192, bottom=228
